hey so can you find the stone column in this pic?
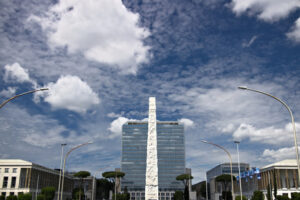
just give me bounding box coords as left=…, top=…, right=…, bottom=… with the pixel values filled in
left=145, top=97, right=159, bottom=200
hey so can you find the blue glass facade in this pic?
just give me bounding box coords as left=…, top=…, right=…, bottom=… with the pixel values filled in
left=121, top=121, right=185, bottom=192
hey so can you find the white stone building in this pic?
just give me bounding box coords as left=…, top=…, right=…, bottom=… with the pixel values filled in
left=0, top=159, right=73, bottom=200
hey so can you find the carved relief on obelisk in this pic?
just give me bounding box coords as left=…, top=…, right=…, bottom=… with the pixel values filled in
left=145, top=97, right=159, bottom=200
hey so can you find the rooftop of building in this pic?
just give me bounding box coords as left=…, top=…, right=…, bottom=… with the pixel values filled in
left=261, top=159, right=298, bottom=171
left=206, top=162, right=250, bottom=173
left=125, top=121, right=182, bottom=125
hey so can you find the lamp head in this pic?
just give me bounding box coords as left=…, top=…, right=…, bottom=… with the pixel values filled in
left=238, top=86, right=248, bottom=90
left=40, top=88, right=49, bottom=91
left=234, top=141, right=240, bottom=144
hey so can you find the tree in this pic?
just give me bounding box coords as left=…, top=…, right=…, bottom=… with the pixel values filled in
left=273, top=171, right=277, bottom=199
left=251, top=191, right=264, bottom=200
left=41, top=187, right=56, bottom=200
left=174, top=191, right=184, bottom=200
left=74, top=171, right=91, bottom=200
left=96, top=178, right=113, bottom=200
left=72, top=188, right=84, bottom=200
left=0, top=195, right=5, bottom=200
left=176, top=174, right=193, bottom=200
left=215, top=174, right=236, bottom=200
left=102, top=171, right=125, bottom=195
left=200, top=182, right=207, bottom=198
left=123, top=186, right=130, bottom=200
left=267, top=184, right=272, bottom=200
left=18, top=193, right=32, bottom=200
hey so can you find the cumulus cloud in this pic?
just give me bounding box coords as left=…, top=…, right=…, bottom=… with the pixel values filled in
left=0, top=87, right=17, bottom=98
left=233, top=122, right=300, bottom=145
left=4, top=63, right=37, bottom=87
left=31, top=0, right=151, bottom=74
left=262, top=146, right=299, bottom=162
left=108, top=117, right=148, bottom=138
left=37, top=75, right=100, bottom=113
left=108, top=117, right=130, bottom=139
left=179, top=118, right=195, bottom=129
left=229, top=0, right=300, bottom=22
left=287, top=18, right=300, bottom=42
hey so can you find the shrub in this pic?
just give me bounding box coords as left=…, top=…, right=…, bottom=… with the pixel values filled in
left=291, top=193, right=300, bottom=200
left=235, top=195, right=247, bottom=200
left=37, top=194, right=45, bottom=200
left=277, top=195, right=290, bottom=200
left=18, top=193, right=32, bottom=200
left=0, top=195, right=5, bottom=200
left=41, top=187, right=56, bottom=200
left=6, top=196, right=17, bottom=200
left=251, top=191, right=264, bottom=200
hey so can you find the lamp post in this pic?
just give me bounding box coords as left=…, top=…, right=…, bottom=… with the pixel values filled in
left=238, top=86, right=300, bottom=185
left=57, top=144, right=67, bottom=200
left=0, top=88, right=48, bottom=109
left=60, top=142, right=93, bottom=200
left=201, top=140, right=235, bottom=200
left=234, top=141, right=242, bottom=199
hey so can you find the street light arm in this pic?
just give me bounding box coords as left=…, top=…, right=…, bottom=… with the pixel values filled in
left=201, top=140, right=235, bottom=200
left=60, top=141, right=93, bottom=200
left=238, top=86, right=300, bottom=186
left=0, top=88, right=49, bottom=109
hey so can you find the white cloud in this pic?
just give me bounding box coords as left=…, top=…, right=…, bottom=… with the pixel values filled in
left=287, top=18, right=300, bottom=42
left=179, top=118, right=195, bottom=129
left=108, top=117, right=148, bottom=138
left=4, top=63, right=37, bottom=87
left=221, top=123, right=235, bottom=133
left=31, top=0, right=151, bottom=74
left=38, top=75, right=100, bottom=113
left=108, top=117, right=129, bottom=139
left=262, top=146, right=298, bottom=162
left=242, top=35, right=258, bottom=47
left=233, top=122, right=300, bottom=145
left=0, top=87, right=17, bottom=98
left=229, top=0, right=300, bottom=22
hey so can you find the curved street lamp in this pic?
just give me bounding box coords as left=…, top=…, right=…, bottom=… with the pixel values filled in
left=201, top=140, right=235, bottom=200
left=238, top=86, right=300, bottom=186
left=0, top=88, right=49, bottom=109
left=60, top=142, right=93, bottom=200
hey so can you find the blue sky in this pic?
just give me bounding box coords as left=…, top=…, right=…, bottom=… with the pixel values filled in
left=0, top=0, right=300, bottom=183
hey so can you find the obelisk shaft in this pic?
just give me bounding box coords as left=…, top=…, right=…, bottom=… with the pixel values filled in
left=145, top=97, right=159, bottom=200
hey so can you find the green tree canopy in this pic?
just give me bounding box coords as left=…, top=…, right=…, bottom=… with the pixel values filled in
left=102, top=171, right=125, bottom=179
left=215, top=174, right=236, bottom=191
left=176, top=174, right=193, bottom=186
left=102, top=171, right=125, bottom=195
left=74, top=171, right=91, bottom=178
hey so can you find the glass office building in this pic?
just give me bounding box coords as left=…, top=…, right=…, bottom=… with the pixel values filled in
left=121, top=121, right=185, bottom=194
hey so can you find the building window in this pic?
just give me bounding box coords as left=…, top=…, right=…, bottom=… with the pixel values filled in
left=3, top=177, right=8, bottom=188
left=1, top=192, right=6, bottom=197
left=11, top=177, right=16, bottom=188
left=5, top=168, right=9, bottom=173
left=10, top=192, right=14, bottom=196
left=13, top=168, right=17, bottom=173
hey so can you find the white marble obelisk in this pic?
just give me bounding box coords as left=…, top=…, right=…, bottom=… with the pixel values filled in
left=145, top=97, right=159, bottom=200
